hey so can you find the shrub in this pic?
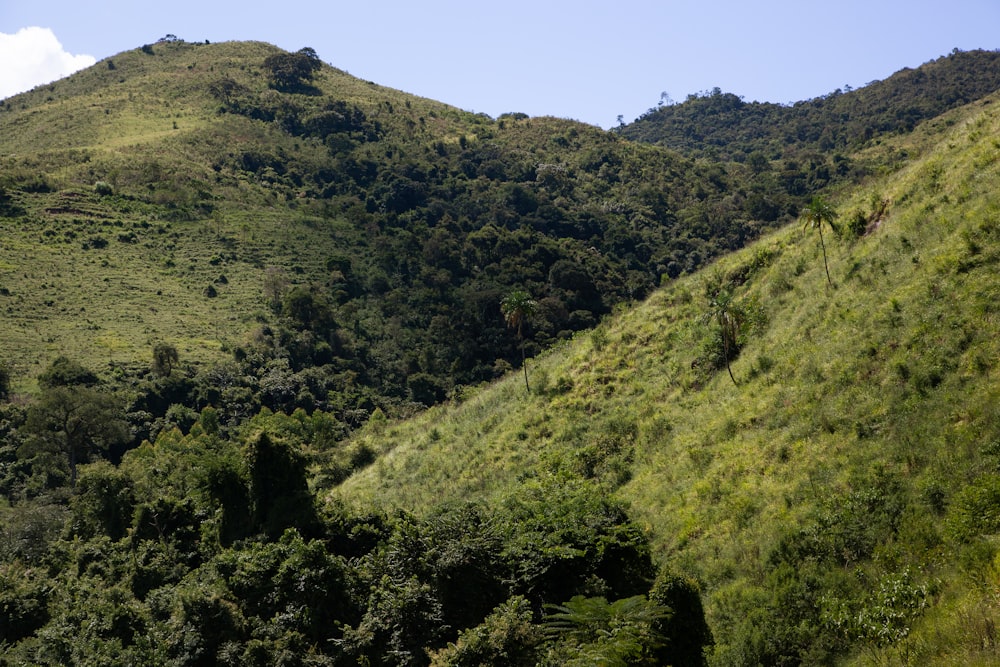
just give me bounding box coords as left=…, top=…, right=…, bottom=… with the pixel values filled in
left=947, top=474, right=1000, bottom=542
left=429, top=596, right=540, bottom=667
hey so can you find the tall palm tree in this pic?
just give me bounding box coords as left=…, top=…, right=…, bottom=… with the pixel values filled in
left=801, top=196, right=839, bottom=287
left=705, top=287, right=744, bottom=386
left=501, top=289, right=538, bottom=392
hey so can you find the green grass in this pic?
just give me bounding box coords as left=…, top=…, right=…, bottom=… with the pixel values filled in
left=330, top=90, right=1000, bottom=664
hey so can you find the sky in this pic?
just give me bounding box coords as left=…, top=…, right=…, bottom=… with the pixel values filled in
left=1, top=1, right=998, bottom=128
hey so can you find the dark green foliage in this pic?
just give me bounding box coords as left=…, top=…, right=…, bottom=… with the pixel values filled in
left=648, top=570, right=713, bottom=666
left=946, top=474, right=1000, bottom=542
left=429, top=596, right=541, bottom=666
left=6, top=40, right=958, bottom=420
left=215, top=530, right=358, bottom=643
left=0, top=185, right=25, bottom=216
left=0, top=358, right=9, bottom=400
left=263, top=47, right=322, bottom=93
left=408, top=371, right=448, bottom=407
left=0, top=500, right=68, bottom=567
left=0, top=412, right=698, bottom=665
left=0, top=562, right=51, bottom=643
left=713, top=470, right=913, bottom=663
left=71, top=461, right=134, bottom=540
left=281, top=285, right=336, bottom=331
left=23, top=385, right=129, bottom=485
left=341, top=575, right=447, bottom=666
left=823, top=568, right=931, bottom=652
left=245, top=433, right=319, bottom=538
left=771, top=469, right=906, bottom=568
left=499, top=478, right=657, bottom=606
left=152, top=341, right=179, bottom=378
left=205, top=455, right=253, bottom=546
left=3, top=38, right=995, bottom=666
left=37, top=355, right=99, bottom=389
left=542, top=594, right=670, bottom=666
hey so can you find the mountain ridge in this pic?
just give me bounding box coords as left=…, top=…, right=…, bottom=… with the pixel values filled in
left=620, top=48, right=1000, bottom=161
left=0, top=39, right=806, bottom=405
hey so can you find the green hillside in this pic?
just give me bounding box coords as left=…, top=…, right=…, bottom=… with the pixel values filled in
left=2, top=38, right=1000, bottom=665
left=0, top=38, right=805, bottom=409
left=332, top=91, right=1000, bottom=664
left=620, top=48, right=1000, bottom=161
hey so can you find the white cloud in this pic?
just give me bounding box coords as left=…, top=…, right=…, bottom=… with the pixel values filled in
left=0, top=27, right=96, bottom=99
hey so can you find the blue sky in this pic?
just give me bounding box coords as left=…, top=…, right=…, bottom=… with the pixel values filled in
left=2, top=1, right=998, bottom=128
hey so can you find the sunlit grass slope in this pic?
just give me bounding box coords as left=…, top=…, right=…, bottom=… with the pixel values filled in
left=331, top=94, right=1000, bottom=664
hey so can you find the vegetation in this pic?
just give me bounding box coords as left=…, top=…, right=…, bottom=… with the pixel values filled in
left=0, top=38, right=804, bottom=410
left=800, top=195, right=839, bottom=286
left=621, top=49, right=1000, bottom=162
left=334, top=85, right=1000, bottom=665
left=0, top=36, right=999, bottom=665
left=501, top=289, right=538, bottom=391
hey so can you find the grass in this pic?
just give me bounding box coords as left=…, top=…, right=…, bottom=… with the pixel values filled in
left=330, top=89, right=1000, bottom=663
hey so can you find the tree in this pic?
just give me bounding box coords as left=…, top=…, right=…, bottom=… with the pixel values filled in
left=501, top=290, right=538, bottom=392
left=24, top=387, right=128, bottom=486
left=704, top=288, right=746, bottom=386
left=263, top=47, right=322, bottom=92
left=543, top=595, right=670, bottom=665
left=245, top=433, right=318, bottom=538
left=262, top=265, right=289, bottom=314
left=0, top=359, right=10, bottom=401
left=801, top=196, right=839, bottom=287
left=647, top=570, right=713, bottom=666
left=37, top=356, right=98, bottom=389
left=152, top=342, right=179, bottom=378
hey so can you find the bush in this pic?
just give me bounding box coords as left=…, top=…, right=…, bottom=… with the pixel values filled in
left=0, top=359, right=10, bottom=400
left=429, top=596, right=540, bottom=667
left=947, top=474, right=1000, bottom=542
left=648, top=570, right=713, bottom=666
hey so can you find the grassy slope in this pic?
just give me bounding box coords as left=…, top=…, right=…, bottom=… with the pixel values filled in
left=332, top=94, right=1000, bottom=663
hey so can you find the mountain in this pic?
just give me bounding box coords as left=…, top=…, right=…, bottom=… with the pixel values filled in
left=620, top=48, right=1000, bottom=162
left=0, top=39, right=803, bottom=415
left=1, top=39, right=1000, bottom=664
left=333, top=89, right=1000, bottom=663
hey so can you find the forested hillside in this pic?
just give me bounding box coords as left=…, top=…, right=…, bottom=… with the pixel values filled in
left=621, top=49, right=1000, bottom=162
left=1, top=38, right=1000, bottom=665
left=0, top=38, right=810, bottom=425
